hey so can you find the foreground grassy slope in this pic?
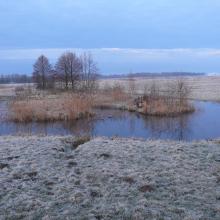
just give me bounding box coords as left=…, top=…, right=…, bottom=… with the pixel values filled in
left=0, top=136, right=220, bottom=219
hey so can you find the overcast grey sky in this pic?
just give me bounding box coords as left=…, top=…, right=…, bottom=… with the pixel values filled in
left=1, top=0, right=220, bottom=74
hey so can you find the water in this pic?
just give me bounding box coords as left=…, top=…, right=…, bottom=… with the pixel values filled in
left=1, top=101, right=220, bottom=141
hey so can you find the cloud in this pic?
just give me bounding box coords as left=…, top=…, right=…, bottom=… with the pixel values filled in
left=1, top=1, right=220, bottom=49
left=1, top=48, right=220, bottom=60
left=1, top=48, right=220, bottom=74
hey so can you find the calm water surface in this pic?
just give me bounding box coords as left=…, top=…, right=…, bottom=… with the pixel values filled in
left=1, top=101, right=220, bottom=141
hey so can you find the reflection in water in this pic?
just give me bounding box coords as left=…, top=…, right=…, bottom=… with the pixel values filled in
left=9, top=120, right=96, bottom=137
left=1, top=101, right=220, bottom=141
left=62, top=119, right=95, bottom=136
left=142, top=114, right=191, bottom=140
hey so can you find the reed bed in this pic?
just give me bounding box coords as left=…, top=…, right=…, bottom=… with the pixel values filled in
left=9, top=94, right=93, bottom=122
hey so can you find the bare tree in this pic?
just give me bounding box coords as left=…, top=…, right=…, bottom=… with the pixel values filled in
left=55, top=52, right=82, bottom=90
left=69, top=53, right=82, bottom=90
left=80, top=52, right=98, bottom=92
left=174, top=78, right=191, bottom=107
left=149, top=81, right=159, bottom=100
left=55, top=53, right=69, bottom=90
left=33, top=55, right=52, bottom=89
left=128, top=74, right=136, bottom=97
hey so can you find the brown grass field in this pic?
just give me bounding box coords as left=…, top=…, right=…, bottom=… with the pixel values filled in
left=2, top=75, right=220, bottom=122
left=99, top=76, right=220, bottom=101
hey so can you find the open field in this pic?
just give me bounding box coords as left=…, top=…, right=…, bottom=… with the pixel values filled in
left=0, top=84, right=18, bottom=97
left=0, top=136, right=220, bottom=219
left=1, top=76, right=220, bottom=102
left=99, top=76, right=220, bottom=102
left=0, top=84, right=34, bottom=99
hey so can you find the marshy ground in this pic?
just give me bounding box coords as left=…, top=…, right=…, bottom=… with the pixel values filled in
left=1, top=76, right=220, bottom=219
left=0, top=136, right=220, bottom=219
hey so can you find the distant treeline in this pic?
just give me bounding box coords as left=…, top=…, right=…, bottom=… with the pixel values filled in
left=0, top=71, right=206, bottom=84
left=100, top=72, right=206, bottom=79
left=0, top=74, right=32, bottom=84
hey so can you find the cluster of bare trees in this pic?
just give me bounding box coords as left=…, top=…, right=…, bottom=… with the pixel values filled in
left=136, top=79, right=193, bottom=115
left=33, top=52, right=98, bottom=92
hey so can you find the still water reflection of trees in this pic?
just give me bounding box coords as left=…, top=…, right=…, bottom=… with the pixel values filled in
left=11, top=119, right=96, bottom=137
left=141, top=114, right=191, bottom=140
left=0, top=104, right=194, bottom=140
left=107, top=111, right=191, bottom=140
left=92, top=110, right=192, bottom=140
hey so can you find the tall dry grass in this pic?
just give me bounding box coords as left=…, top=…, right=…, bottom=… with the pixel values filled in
left=9, top=93, right=93, bottom=122
left=111, top=83, right=128, bottom=102
left=142, top=98, right=194, bottom=116
left=95, top=82, right=129, bottom=106
left=141, top=79, right=195, bottom=116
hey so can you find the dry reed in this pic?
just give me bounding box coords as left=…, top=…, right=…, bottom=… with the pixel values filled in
left=9, top=93, right=93, bottom=122
left=142, top=98, right=194, bottom=116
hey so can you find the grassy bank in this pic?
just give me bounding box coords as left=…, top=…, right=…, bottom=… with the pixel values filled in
left=0, top=136, right=220, bottom=219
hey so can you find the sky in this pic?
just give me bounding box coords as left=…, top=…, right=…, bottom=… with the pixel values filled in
left=1, top=0, right=220, bottom=74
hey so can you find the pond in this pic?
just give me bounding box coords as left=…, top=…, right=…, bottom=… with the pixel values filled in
left=1, top=100, right=220, bottom=141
